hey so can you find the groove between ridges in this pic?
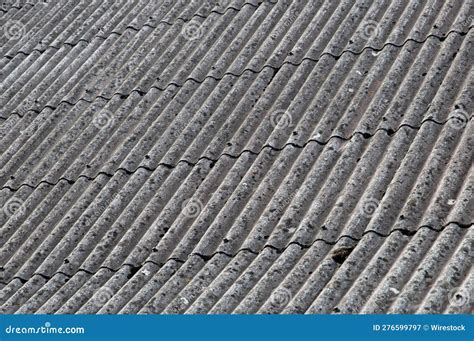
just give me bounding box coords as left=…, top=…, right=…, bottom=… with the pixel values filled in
left=1, top=1, right=270, bottom=60
left=0, top=220, right=471, bottom=286
left=1, top=28, right=471, bottom=120
left=2, top=115, right=471, bottom=192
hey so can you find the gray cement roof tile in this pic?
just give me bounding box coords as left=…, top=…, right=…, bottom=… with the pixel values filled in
left=0, top=0, right=472, bottom=314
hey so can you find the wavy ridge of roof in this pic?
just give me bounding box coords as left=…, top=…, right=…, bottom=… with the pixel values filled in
left=0, top=0, right=472, bottom=314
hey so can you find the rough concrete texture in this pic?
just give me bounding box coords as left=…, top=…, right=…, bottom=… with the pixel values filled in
left=0, top=0, right=473, bottom=314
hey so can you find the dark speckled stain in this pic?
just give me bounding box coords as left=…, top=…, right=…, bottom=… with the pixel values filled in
left=331, top=247, right=355, bottom=265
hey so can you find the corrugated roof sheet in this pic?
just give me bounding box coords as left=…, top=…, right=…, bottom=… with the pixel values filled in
left=0, top=0, right=473, bottom=314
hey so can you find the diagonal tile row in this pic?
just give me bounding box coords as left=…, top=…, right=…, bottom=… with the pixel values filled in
left=0, top=222, right=472, bottom=314
left=0, top=0, right=271, bottom=110
left=1, top=28, right=473, bottom=192
left=0, top=0, right=269, bottom=64
left=1, top=0, right=473, bottom=315
left=1, top=0, right=472, bottom=121
left=1, top=114, right=472, bottom=312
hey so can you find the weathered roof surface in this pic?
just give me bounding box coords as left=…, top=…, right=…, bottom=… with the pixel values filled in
left=0, top=0, right=473, bottom=314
